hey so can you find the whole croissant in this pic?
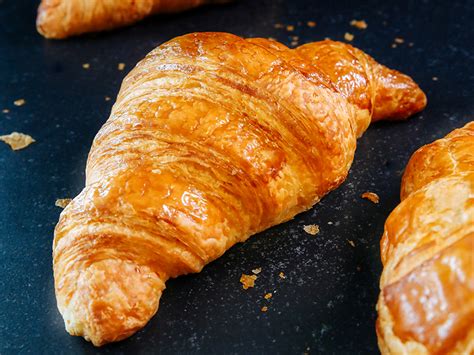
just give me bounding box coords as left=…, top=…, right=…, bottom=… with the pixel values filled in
left=377, top=122, right=474, bottom=354
left=37, top=0, right=229, bottom=39
left=55, top=32, right=426, bottom=346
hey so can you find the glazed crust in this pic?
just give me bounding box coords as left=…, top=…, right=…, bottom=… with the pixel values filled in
left=36, top=0, right=228, bottom=39
left=377, top=122, right=474, bottom=354
left=54, top=33, right=426, bottom=346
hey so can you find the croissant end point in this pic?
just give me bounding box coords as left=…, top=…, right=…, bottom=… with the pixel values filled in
left=57, top=259, right=165, bottom=346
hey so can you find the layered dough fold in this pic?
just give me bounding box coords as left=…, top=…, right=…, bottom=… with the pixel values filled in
left=37, top=0, right=228, bottom=38
left=377, top=122, right=474, bottom=354
left=54, top=33, right=426, bottom=345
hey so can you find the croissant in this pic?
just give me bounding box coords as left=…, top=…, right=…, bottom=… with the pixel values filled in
left=376, top=122, right=474, bottom=354
left=54, top=32, right=426, bottom=346
left=37, top=0, right=229, bottom=39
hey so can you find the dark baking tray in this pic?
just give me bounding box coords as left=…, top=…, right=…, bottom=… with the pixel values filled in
left=1, top=0, right=473, bottom=353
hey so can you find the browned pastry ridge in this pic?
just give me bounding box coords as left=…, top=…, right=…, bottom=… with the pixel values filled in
left=54, top=32, right=427, bottom=346
left=377, top=121, right=474, bottom=354
left=37, top=0, right=229, bottom=39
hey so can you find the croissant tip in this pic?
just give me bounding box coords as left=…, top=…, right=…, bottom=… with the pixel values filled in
left=56, top=259, right=165, bottom=346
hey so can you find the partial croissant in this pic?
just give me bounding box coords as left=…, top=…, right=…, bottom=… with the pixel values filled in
left=37, top=0, right=229, bottom=39
left=377, top=122, right=474, bottom=354
left=54, top=33, right=426, bottom=346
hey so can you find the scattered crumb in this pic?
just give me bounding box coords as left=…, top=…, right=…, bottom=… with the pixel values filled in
left=261, top=306, right=268, bottom=312
left=105, top=96, right=111, bottom=101
left=2, top=109, right=9, bottom=113
left=391, top=43, right=397, bottom=48
left=303, top=224, right=320, bottom=236
left=13, top=99, right=26, bottom=107
left=361, top=191, right=380, bottom=204
left=0, top=132, right=35, bottom=150
left=252, top=267, right=262, bottom=275
left=268, top=37, right=276, bottom=41
left=328, top=221, right=333, bottom=225
left=274, top=23, right=284, bottom=29
left=279, top=272, right=286, bottom=279
left=324, top=37, right=331, bottom=40
left=394, top=37, right=404, bottom=44
left=347, top=239, right=356, bottom=247
left=291, top=36, right=299, bottom=41
left=82, top=63, right=90, bottom=69
left=291, top=41, right=299, bottom=47
left=117, top=63, right=126, bottom=71
left=408, top=42, right=414, bottom=47
left=55, top=198, right=72, bottom=208
left=307, top=21, right=316, bottom=27
left=432, top=76, right=439, bottom=81
left=344, top=32, right=354, bottom=41
left=264, top=293, right=273, bottom=300
left=286, top=25, right=295, bottom=31
left=240, top=274, right=257, bottom=290
left=350, top=19, right=367, bottom=29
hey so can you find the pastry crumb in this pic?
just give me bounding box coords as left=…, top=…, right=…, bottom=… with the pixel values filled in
left=82, top=63, right=90, bottom=69
left=261, top=306, right=268, bottom=312
left=408, top=42, right=414, bottom=47
left=240, top=274, right=257, bottom=290
left=347, top=239, right=356, bottom=247
left=252, top=267, right=262, bottom=275
left=291, top=41, right=299, bottom=47
left=391, top=43, right=397, bottom=48
left=350, top=19, right=367, bottom=29
left=344, top=32, right=354, bottom=41
left=117, top=63, right=126, bottom=71
left=286, top=25, right=295, bottom=31
left=361, top=191, right=380, bottom=204
left=13, top=99, right=26, bottom=107
left=268, top=37, right=276, bottom=41
left=2, top=109, right=9, bottom=113
left=307, top=21, right=316, bottom=27
left=0, top=132, right=35, bottom=150
left=303, top=224, right=320, bottom=235
left=264, top=292, right=273, bottom=300
left=274, top=23, right=284, bottom=29
left=394, top=37, right=404, bottom=44
left=55, top=198, right=72, bottom=208
left=279, top=272, right=286, bottom=279
left=105, top=96, right=111, bottom=101
left=432, top=76, right=439, bottom=81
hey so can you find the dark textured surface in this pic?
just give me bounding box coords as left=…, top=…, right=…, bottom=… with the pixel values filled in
left=0, top=0, right=473, bottom=353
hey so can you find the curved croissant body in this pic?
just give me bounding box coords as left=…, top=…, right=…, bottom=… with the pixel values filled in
left=377, top=122, right=474, bottom=354
left=54, top=33, right=426, bottom=346
left=37, top=0, right=228, bottom=39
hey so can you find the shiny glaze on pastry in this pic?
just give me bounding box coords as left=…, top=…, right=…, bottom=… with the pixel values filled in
left=54, top=33, right=426, bottom=345
left=37, top=0, right=229, bottom=39
left=377, top=122, right=474, bottom=354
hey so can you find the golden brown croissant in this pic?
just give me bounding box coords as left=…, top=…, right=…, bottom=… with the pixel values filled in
left=54, top=32, right=426, bottom=346
left=37, top=0, right=229, bottom=39
left=377, top=121, right=474, bottom=354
